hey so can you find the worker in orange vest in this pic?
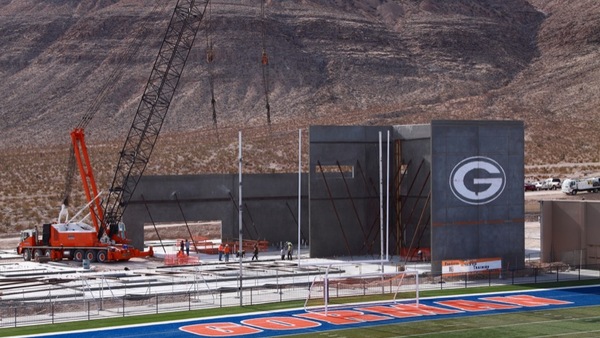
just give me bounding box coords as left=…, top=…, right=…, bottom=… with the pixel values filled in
left=224, top=244, right=231, bottom=262
left=218, top=243, right=224, bottom=261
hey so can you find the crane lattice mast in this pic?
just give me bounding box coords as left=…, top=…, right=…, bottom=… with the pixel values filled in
left=100, top=0, right=210, bottom=239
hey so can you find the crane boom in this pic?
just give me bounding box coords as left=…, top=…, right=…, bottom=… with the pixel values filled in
left=70, top=128, right=104, bottom=232
left=100, top=0, right=209, bottom=239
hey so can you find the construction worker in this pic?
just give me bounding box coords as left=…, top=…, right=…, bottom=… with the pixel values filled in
left=287, top=241, right=293, bottom=260
left=252, top=242, right=259, bottom=261
left=224, top=244, right=230, bottom=262
left=218, top=243, right=224, bottom=261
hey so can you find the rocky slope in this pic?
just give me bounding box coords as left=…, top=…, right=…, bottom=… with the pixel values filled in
left=1, top=0, right=600, bottom=230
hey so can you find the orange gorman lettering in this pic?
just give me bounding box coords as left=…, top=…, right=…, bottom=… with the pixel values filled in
left=480, top=295, right=572, bottom=307
left=296, top=310, right=390, bottom=325
left=180, top=322, right=262, bottom=336
left=242, top=316, right=320, bottom=330
left=436, top=299, right=519, bottom=311
left=356, top=303, right=462, bottom=318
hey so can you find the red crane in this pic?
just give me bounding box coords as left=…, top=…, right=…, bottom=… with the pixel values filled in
left=17, top=0, right=210, bottom=263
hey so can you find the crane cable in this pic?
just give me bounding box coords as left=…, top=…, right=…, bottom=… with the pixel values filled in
left=205, top=0, right=217, bottom=126
left=261, top=0, right=271, bottom=124
left=61, top=0, right=167, bottom=207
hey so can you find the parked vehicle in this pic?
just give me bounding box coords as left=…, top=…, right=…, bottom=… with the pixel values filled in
left=524, top=182, right=537, bottom=191
left=16, top=130, right=154, bottom=262
left=561, top=178, right=600, bottom=195
left=533, top=181, right=543, bottom=190
left=541, top=178, right=561, bottom=190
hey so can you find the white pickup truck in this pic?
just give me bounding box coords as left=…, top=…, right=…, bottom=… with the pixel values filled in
left=561, top=178, right=600, bottom=195
left=540, top=178, right=561, bottom=190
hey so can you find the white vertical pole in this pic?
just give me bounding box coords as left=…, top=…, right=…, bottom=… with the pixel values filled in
left=386, top=130, right=390, bottom=261
left=238, top=131, right=243, bottom=306
left=297, top=129, right=302, bottom=262
left=415, top=271, right=419, bottom=306
left=324, top=265, right=330, bottom=315
left=379, top=131, right=384, bottom=273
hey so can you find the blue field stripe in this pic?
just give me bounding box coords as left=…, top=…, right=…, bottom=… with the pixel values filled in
left=27, top=285, right=600, bottom=338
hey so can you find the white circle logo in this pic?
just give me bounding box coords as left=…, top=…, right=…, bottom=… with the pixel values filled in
left=449, top=156, right=506, bottom=205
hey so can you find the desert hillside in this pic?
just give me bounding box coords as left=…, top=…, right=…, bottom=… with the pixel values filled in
left=1, top=0, right=600, bottom=231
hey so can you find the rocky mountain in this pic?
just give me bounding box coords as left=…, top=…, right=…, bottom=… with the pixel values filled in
left=1, top=0, right=600, bottom=229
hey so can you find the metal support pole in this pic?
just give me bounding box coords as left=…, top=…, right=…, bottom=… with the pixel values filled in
left=379, top=132, right=384, bottom=272
left=238, top=131, right=243, bottom=306
left=141, top=194, right=167, bottom=253
left=386, top=130, right=390, bottom=261
left=174, top=193, right=198, bottom=254
left=297, top=129, right=302, bottom=262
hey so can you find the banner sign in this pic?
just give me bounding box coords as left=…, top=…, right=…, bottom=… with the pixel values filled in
left=442, top=257, right=502, bottom=276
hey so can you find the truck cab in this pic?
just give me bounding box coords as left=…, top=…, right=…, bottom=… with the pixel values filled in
left=17, top=229, right=39, bottom=260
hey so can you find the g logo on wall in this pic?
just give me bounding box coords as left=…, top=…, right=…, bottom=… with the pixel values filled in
left=449, top=156, right=506, bottom=205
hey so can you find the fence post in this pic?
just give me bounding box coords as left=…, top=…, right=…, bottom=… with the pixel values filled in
left=534, top=267, right=537, bottom=283
left=156, top=295, right=159, bottom=314
left=556, top=266, right=559, bottom=282
left=123, top=297, right=125, bottom=317
left=488, top=270, right=491, bottom=287
left=465, top=273, right=467, bottom=288
left=220, top=291, right=222, bottom=308
left=189, top=293, right=191, bottom=311
left=88, top=301, right=90, bottom=321
left=14, top=307, right=17, bottom=328
left=52, top=302, right=54, bottom=324
left=512, top=269, right=514, bottom=285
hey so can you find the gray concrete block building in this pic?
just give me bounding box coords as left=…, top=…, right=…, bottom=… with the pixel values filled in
left=125, top=120, right=525, bottom=272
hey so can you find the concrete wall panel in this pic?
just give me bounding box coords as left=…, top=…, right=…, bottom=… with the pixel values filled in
left=430, top=120, right=525, bottom=272
left=309, top=125, right=392, bottom=257
left=124, top=174, right=308, bottom=250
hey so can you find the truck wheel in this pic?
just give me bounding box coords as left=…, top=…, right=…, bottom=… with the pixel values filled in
left=23, top=249, right=32, bottom=261
left=572, top=190, right=577, bottom=195
left=73, top=250, right=85, bottom=261
left=85, top=250, right=97, bottom=262
left=97, top=250, right=108, bottom=263
left=33, top=249, right=43, bottom=259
